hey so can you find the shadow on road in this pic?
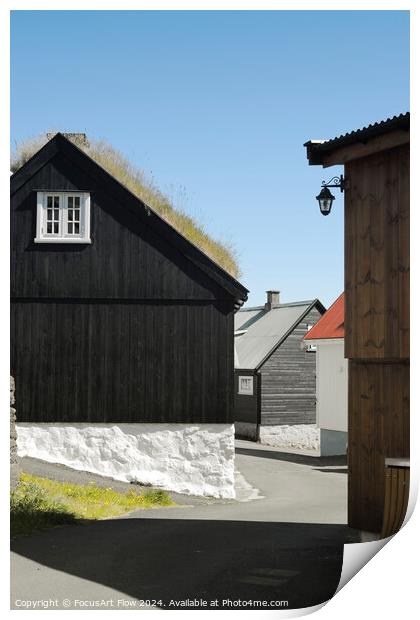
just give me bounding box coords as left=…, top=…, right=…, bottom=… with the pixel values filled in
left=312, top=468, right=348, bottom=474
left=236, top=447, right=347, bottom=468
left=11, top=518, right=357, bottom=610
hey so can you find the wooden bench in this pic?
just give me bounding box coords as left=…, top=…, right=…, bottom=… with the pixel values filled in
left=381, top=458, right=410, bottom=538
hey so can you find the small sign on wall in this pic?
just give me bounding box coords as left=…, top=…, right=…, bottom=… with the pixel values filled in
left=238, top=375, right=254, bottom=395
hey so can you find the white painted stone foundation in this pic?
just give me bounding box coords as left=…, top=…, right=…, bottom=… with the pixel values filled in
left=259, top=424, right=320, bottom=451
left=17, top=423, right=235, bottom=499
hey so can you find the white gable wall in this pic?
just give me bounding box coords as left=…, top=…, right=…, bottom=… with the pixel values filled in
left=316, top=339, right=348, bottom=433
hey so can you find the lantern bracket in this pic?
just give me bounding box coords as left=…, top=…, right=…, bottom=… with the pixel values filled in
left=321, top=174, right=345, bottom=193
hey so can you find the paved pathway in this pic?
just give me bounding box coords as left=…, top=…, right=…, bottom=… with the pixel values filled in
left=11, top=440, right=356, bottom=610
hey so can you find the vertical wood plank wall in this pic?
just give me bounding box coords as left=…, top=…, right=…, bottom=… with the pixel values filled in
left=11, top=154, right=238, bottom=424
left=11, top=301, right=234, bottom=423
left=345, top=144, right=410, bottom=532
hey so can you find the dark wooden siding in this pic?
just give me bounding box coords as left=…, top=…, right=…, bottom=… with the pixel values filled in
left=11, top=147, right=238, bottom=424
left=11, top=153, right=228, bottom=301
left=345, top=143, right=410, bottom=533
left=233, top=370, right=259, bottom=425
left=11, top=300, right=233, bottom=423
left=259, top=307, right=322, bottom=425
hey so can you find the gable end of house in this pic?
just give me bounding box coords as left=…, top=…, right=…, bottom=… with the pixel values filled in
left=10, top=133, right=248, bottom=307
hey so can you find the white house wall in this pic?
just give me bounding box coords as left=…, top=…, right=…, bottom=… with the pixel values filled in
left=316, top=340, right=348, bottom=433
left=16, top=423, right=235, bottom=499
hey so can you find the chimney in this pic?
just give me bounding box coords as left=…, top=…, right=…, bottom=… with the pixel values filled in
left=265, top=290, right=280, bottom=311
left=47, top=132, right=89, bottom=147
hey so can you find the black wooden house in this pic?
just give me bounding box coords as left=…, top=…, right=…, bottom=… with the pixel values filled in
left=234, top=291, right=325, bottom=444
left=11, top=133, right=248, bottom=498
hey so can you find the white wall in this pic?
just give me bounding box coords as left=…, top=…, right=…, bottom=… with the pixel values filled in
left=17, top=423, right=235, bottom=499
left=316, top=340, right=348, bottom=433
left=259, top=424, right=320, bottom=451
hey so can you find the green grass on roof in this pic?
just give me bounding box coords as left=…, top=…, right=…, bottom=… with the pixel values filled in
left=11, top=133, right=240, bottom=278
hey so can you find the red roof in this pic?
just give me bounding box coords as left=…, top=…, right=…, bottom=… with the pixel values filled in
left=304, top=293, right=345, bottom=340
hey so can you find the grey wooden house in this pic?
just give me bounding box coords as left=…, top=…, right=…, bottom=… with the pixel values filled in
left=234, top=291, right=325, bottom=443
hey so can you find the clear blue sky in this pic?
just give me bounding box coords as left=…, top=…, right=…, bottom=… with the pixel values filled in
left=11, top=10, right=409, bottom=307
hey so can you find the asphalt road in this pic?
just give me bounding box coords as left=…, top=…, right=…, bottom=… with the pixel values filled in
left=11, top=440, right=357, bottom=610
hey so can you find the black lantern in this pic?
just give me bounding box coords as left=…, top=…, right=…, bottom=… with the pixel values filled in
left=316, top=186, right=335, bottom=216
left=315, top=174, right=345, bottom=216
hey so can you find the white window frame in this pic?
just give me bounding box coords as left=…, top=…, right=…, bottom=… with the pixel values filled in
left=306, top=324, right=317, bottom=352
left=238, top=375, right=254, bottom=396
left=35, top=191, right=91, bottom=244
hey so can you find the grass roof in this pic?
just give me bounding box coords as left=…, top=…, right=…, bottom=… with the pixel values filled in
left=11, top=133, right=240, bottom=278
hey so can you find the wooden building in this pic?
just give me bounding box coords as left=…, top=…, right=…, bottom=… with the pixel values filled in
left=11, top=133, right=248, bottom=499
left=303, top=293, right=348, bottom=456
left=234, top=290, right=325, bottom=445
left=305, top=113, right=410, bottom=534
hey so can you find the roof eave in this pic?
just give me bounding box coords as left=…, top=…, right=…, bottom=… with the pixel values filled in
left=304, top=113, right=410, bottom=167
left=301, top=336, right=344, bottom=347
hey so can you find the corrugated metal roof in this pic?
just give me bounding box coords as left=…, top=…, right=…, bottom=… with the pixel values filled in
left=234, top=301, right=317, bottom=369
left=304, top=293, right=344, bottom=341
left=234, top=308, right=265, bottom=331
left=304, top=112, right=409, bottom=164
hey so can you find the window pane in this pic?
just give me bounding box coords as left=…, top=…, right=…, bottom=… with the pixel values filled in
left=41, top=192, right=87, bottom=239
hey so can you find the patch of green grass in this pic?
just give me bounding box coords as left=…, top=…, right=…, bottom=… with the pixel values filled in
left=11, top=477, right=76, bottom=537
left=11, top=473, right=174, bottom=538
left=11, top=133, right=240, bottom=277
